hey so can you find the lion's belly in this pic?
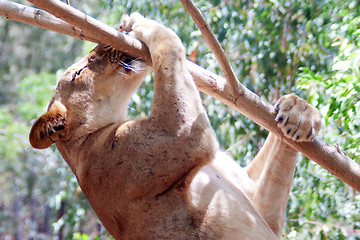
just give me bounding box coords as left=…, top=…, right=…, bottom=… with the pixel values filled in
left=122, top=152, right=278, bottom=240
left=117, top=186, right=221, bottom=240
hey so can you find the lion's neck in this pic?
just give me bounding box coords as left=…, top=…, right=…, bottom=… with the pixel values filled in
left=55, top=122, right=117, bottom=173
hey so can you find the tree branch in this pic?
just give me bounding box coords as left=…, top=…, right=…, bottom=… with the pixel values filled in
left=25, top=0, right=152, bottom=65
left=179, top=0, right=241, bottom=96
left=1, top=0, right=359, bottom=192
left=0, top=0, right=98, bottom=43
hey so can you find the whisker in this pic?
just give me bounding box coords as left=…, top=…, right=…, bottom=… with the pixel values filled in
left=99, top=44, right=145, bottom=75
left=110, top=62, right=128, bottom=76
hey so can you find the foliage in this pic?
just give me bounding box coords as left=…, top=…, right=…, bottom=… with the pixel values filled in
left=0, top=0, right=359, bottom=239
left=298, top=36, right=360, bottom=161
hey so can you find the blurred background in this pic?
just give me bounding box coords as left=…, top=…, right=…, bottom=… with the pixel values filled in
left=0, top=0, right=359, bottom=239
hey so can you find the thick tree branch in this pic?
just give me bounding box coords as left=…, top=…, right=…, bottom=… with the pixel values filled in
left=26, top=0, right=152, bottom=65
left=0, top=0, right=98, bottom=42
left=1, top=0, right=359, bottom=192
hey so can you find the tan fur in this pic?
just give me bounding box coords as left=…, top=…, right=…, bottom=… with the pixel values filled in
left=30, top=13, right=321, bottom=239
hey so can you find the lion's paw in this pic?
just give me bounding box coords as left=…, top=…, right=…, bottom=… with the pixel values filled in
left=119, top=13, right=145, bottom=33
left=274, top=94, right=321, bottom=142
left=119, top=12, right=157, bottom=46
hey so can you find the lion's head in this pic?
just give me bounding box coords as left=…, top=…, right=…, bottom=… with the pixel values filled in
left=29, top=43, right=151, bottom=149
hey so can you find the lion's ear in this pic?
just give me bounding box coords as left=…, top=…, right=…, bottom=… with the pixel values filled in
left=29, top=101, right=68, bottom=149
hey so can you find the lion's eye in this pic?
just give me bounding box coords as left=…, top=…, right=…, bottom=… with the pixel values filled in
left=71, top=68, right=84, bottom=82
left=88, top=55, right=96, bottom=63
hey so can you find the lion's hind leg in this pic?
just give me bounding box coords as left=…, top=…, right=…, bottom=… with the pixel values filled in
left=245, top=94, right=321, bottom=237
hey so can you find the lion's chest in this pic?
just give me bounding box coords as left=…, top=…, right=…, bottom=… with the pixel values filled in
left=60, top=119, right=220, bottom=238
left=72, top=119, right=207, bottom=201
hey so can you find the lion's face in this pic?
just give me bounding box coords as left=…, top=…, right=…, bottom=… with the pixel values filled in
left=29, top=44, right=151, bottom=149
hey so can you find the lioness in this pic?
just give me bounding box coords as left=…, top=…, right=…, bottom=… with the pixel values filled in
left=30, top=13, right=321, bottom=239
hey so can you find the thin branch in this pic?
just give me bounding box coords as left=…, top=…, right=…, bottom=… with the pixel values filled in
left=180, top=0, right=241, bottom=95
left=1, top=0, right=359, bottom=192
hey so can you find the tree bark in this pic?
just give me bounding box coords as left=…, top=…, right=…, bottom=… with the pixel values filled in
left=0, top=0, right=359, bottom=192
left=0, top=0, right=98, bottom=43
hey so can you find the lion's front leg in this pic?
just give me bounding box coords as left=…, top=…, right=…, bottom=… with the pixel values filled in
left=245, top=94, right=321, bottom=237
left=119, top=13, right=218, bottom=191
left=120, top=13, right=215, bottom=138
